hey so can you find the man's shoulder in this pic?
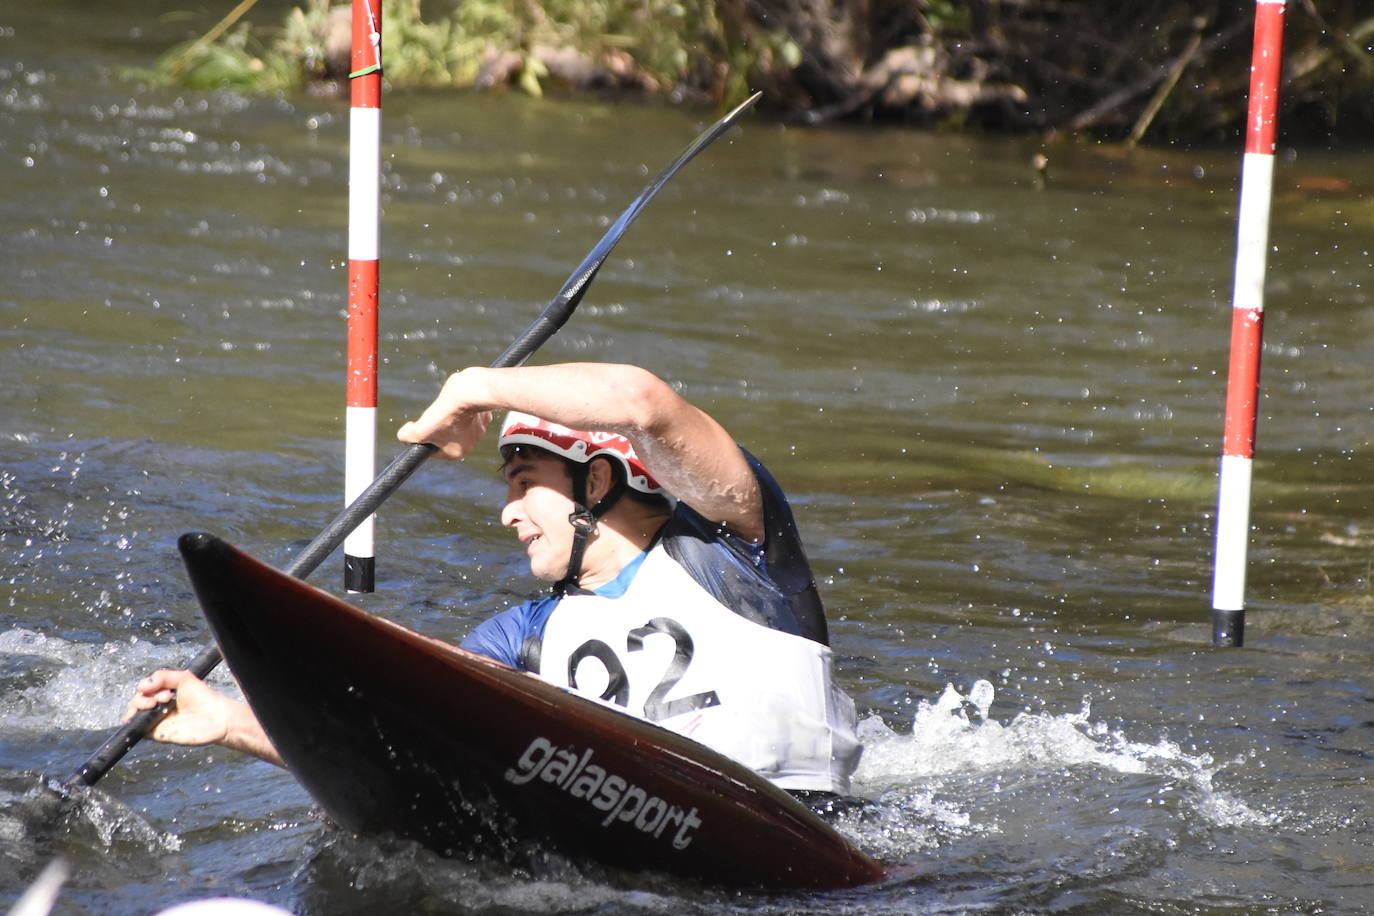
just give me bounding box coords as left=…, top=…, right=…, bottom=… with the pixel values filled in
left=666, top=447, right=831, bottom=646
left=461, top=595, right=560, bottom=668
left=668, top=448, right=792, bottom=536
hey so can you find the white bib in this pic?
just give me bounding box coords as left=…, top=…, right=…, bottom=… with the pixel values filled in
left=535, top=546, right=860, bottom=793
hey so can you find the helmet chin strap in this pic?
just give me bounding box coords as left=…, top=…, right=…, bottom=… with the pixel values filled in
left=553, top=460, right=627, bottom=596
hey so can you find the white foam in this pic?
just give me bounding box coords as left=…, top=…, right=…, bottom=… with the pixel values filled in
left=0, top=629, right=236, bottom=731
left=844, top=680, right=1278, bottom=859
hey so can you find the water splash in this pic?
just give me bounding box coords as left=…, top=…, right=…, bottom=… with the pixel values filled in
left=0, top=629, right=216, bottom=731
left=0, top=773, right=182, bottom=880
left=843, top=680, right=1278, bottom=862
left=57, top=781, right=183, bottom=853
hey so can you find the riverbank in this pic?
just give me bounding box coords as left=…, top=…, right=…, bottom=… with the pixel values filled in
left=144, top=0, right=1374, bottom=146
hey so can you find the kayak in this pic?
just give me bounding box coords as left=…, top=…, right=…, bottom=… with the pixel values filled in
left=177, top=532, right=886, bottom=890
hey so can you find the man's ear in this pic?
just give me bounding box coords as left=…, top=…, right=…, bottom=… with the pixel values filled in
left=585, top=457, right=615, bottom=505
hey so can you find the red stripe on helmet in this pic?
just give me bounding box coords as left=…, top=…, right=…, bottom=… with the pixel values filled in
left=498, top=412, right=664, bottom=494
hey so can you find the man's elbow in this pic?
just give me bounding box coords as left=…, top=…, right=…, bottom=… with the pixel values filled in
left=607, top=365, right=678, bottom=433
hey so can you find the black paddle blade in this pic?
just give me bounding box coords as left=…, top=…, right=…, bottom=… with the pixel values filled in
left=495, top=91, right=762, bottom=367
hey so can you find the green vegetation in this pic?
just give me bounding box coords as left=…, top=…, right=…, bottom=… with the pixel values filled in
left=144, top=1, right=1374, bottom=145
left=146, top=0, right=774, bottom=103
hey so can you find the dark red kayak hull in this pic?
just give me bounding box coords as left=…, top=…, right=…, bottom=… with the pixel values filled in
left=178, top=532, right=884, bottom=890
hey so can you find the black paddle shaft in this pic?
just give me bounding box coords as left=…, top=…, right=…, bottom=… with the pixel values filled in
left=66, top=92, right=762, bottom=790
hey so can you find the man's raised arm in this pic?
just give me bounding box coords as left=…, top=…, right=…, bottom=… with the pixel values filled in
left=398, top=363, right=763, bottom=541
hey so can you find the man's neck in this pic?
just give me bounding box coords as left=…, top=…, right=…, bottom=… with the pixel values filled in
left=572, top=507, right=670, bottom=590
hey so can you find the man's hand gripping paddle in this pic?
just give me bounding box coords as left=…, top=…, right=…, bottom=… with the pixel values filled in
left=62, top=92, right=762, bottom=792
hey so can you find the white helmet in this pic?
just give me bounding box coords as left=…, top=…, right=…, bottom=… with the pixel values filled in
left=497, top=412, right=665, bottom=495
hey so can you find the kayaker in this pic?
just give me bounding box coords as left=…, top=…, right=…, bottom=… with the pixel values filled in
left=126, top=362, right=861, bottom=796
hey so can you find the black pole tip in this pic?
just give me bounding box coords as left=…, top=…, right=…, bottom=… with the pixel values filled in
left=1211, top=608, right=1245, bottom=647
left=344, top=555, right=375, bottom=593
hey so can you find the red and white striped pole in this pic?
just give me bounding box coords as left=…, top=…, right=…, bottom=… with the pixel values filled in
left=1212, top=0, right=1286, bottom=647
left=344, top=0, right=381, bottom=594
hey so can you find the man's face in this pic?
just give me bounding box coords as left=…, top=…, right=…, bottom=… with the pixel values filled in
left=500, top=449, right=577, bottom=581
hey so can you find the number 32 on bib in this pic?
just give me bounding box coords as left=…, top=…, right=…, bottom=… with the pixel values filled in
left=566, top=617, right=721, bottom=722
left=533, top=558, right=860, bottom=794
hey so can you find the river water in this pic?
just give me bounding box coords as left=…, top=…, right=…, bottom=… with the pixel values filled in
left=3, top=2, right=1372, bottom=913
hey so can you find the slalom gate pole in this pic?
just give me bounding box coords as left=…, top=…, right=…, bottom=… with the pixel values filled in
left=344, top=0, right=382, bottom=593
left=1211, top=0, right=1286, bottom=647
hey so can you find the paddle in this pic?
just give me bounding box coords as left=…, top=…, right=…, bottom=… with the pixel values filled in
left=63, top=91, right=762, bottom=791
